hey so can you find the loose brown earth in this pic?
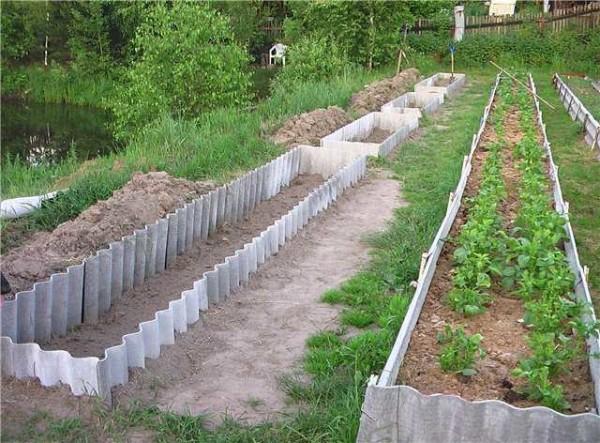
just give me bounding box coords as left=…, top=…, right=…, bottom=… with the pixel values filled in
left=350, top=68, right=420, bottom=117
left=1, top=172, right=214, bottom=297
left=1, top=170, right=402, bottom=432
left=270, top=106, right=352, bottom=148
left=44, top=175, right=323, bottom=358
left=353, top=128, right=393, bottom=144
left=435, top=77, right=454, bottom=87
left=270, top=68, right=420, bottom=149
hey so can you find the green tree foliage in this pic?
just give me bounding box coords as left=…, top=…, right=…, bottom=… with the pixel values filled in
left=110, top=2, right=252, bottom=138
left=67, top=2, right=112, bottom=74
left=273, top=35, right=352, bottom=90
left=283, top=0, right=455, bottom=68
left=1, top=1, right=46, bottom=65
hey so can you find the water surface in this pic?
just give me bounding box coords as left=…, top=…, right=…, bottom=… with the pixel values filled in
left=1, top=101, right=119, bottom=166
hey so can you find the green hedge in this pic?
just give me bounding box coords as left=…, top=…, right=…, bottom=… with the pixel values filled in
left=408, top=27, right=600, bottom=75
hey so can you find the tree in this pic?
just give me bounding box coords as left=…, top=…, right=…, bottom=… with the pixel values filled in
left=0, top=1, right=45, bottom=65
left=111, top=1, right=252, bottom=138
left=283, top=0, right=456, bottom=68
left=67, top=1, right=112, bottom=74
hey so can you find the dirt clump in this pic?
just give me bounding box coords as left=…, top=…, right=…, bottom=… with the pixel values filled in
left=270, top=106, right=352, bottom=148
left=1, top=172, right=214, bottom=296
left=350, top=68, right=420, bottom=116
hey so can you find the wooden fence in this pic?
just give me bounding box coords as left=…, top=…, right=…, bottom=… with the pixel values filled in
left=412, top=2, right=600, bottom=33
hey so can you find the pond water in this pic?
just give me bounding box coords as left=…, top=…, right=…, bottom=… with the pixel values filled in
left=1, top=101, right=119, bottom=166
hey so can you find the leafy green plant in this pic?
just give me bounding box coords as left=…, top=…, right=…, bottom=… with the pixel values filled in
left=437, top=325, right=485, bottom=376
left=110, top=2, right=252, bottom=138
left=512, top=365, right=570, bottom=411
left=273, top=35, right=354, bottom=91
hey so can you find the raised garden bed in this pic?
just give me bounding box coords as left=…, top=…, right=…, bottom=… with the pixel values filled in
left=553, top=73, right=600, bottom=153
left=1, top=147, right=367, bottom=400
left=358, top=75, right=600, bottom=442
left=381, top=91, right=444, bottom=118
left=414, top=72, right=467, bottom=98
left=320, top=111, right=418, bottom=157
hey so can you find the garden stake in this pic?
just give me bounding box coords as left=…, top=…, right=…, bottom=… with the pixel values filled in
left=489, top=61, right=555, bottom=109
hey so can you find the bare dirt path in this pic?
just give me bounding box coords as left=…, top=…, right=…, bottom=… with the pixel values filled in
left=113, top=170, right=403, bottom=426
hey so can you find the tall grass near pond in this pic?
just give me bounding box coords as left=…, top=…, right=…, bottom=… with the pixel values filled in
left=1, top=65, right=115, bottom=107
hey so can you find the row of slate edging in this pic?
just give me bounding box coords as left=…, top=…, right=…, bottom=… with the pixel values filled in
left=320, top=72, right=464, bottom=159
left=357, top=74, right=600, bottom=442
left=1, top=154, right=368, bottom=399
left=1, top=147, right=303, bottom=344
left=0, top=72, right=459, bottom=400
left=552, top=73, right=600, bottom=152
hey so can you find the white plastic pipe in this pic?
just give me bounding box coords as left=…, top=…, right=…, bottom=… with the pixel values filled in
left=1, top=191, right=60, bottom=220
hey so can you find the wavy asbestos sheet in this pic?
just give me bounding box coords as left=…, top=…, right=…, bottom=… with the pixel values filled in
left=358, top=385, right=600, bottom=443
left=357, top=75, right=600, bottom=442
left=380, top=91, right=444, bottom=117
left=1, top=154, right=368, bottom=401
left=553, top=73, right=600, bottom=152
left=1, top=147, right=302, bottom=342
left=414, top=72, right=466, bottom=98
left=320, top=112, right=419, bottom=158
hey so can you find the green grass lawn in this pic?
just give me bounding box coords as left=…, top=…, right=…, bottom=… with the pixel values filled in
left=564, top=76, right=600, bottom=118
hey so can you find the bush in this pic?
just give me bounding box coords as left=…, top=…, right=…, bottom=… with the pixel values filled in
left=110, top=2, right=252, bottom=138
left=408, top=27, right=600, bottom=75
left=273, top=36, right=353, bottom=91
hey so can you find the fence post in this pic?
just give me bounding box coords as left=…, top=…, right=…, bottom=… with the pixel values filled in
left=453, top=6, right=465, bottom=41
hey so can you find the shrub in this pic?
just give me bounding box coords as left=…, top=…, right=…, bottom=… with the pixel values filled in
left=273, top=36, right=353, bottom=91
left=110, top=2, right=252, bottom=138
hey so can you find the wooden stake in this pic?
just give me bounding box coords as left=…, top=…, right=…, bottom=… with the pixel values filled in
left=489, top=61, right=556, bottom=110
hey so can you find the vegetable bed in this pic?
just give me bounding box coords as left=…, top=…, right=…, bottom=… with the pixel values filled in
left=358, top=75, right=600, bottom=442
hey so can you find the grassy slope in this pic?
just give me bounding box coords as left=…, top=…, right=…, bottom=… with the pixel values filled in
left=7, top=68, right=495, bottom=442
left=532, top=70, right=600, bottom=310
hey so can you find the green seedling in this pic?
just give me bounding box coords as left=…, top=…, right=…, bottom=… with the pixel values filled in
left=437, top=325, right=485, bottom=376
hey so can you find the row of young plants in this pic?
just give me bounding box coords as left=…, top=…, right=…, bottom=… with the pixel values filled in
left=437, top=78, right=599, bottom=411
left=437, top=79, right=512, bottom=376
left=508, top=85, right=598, bottom=410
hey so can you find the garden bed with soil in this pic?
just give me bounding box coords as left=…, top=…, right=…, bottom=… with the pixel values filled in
left=358, top=75, right=600, bottom=442
left=398, top=88, right=594, bottom=413
left=43, top=174, right=322, bottom=358
left=350, top=68, right=420, bottom=116
left=1, top=172, right=214, bottom=297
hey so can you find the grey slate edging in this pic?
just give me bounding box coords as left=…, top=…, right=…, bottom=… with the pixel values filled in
left=357, top=384, right=600, bottom=443
left=414, top=72, right=467, bottom=98
left=1, top=154, right=368, bottom=400
left=356, top=74, right=600, bottom=442
left=553, top=73, right=600, bottom=152
left=1, top=147, right=303, bottom=344
left=320, top=111, right=420, bottom=158
left=381, top=91, right=444, bottom=116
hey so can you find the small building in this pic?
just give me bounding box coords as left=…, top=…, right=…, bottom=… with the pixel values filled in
left=489, top=0, right=517, bottom=16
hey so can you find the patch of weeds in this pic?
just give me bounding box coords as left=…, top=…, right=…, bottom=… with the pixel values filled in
left=340, top=308, right=375, bottom=328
